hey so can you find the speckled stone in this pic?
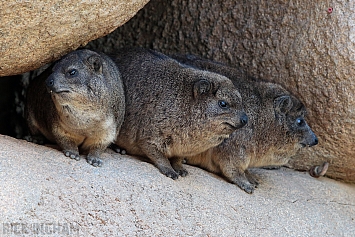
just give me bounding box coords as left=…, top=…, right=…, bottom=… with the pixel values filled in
left=0, top=0, right=149, bottom=76
left=0, top=135, right=354, bottom=235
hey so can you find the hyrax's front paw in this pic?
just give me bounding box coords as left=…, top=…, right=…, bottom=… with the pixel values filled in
left=109, top=143, right=127, bottom=155
left=245, top=171, right=259, bottom=187
left=176, top=168, right=188, bottom=177
left=231, top=174, right=256, bottom=194
left=171, top=157, right=188, bottom=177
left=86, top=156, right=103, bottom=167
left=24, top=135, right=46, bottom=145
left=172, top=165, right=188, bottom=177
left=238, top=181, right=255, bottom=194
left=158, top=166, right=179, bottom=180
left=63, top=150, right=80, bottom=161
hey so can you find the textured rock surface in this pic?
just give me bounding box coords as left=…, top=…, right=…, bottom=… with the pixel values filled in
left=0, top=135, right=354, bottom=236
left=87, top=0, right=355, bottom=183
left=0, top=0, right=149, bottom=76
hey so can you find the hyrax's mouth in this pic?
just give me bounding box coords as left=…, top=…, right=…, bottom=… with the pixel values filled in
left=49, top=89, right=71, bottom=102
left=223, top=122, right=238, bottom=130
left=299, top=136, right=318, bottom=148
left=48, top=88, right=70, bottom=94
left=300, top=143, right=315, bottom=148
left=223, top=121, right=247, bottom=130
left=54, top=88, right=70, bottom=93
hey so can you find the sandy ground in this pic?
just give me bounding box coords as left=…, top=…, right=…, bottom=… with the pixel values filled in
left=0, top=135, right=354, bottom=236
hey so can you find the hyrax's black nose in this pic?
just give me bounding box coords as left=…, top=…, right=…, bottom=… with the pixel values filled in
left=240, top=113, right=248, bottom=126
left=46, top=77, right=55, bottom=89
left=312, top=137, right=319, bottom=146
left=308, top=135, right=319, bottom=147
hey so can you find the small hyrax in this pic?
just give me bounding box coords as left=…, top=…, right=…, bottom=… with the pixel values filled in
left=111, top=48, right=248, bottom=180
left=172, top=54, right=318, bottom=193
left=25, top=49, right=125, bottom=167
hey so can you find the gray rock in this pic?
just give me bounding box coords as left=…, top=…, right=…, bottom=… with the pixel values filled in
left=0, top=135, right=354, bottom=236
left=89, top=0, right=355, bottom=183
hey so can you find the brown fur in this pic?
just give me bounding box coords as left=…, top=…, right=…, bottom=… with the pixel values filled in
left=111, top=48, right=248, bottom=179
left=172, top=55, right=318, bottom=193
left=25, top=49, right=125, bottom=167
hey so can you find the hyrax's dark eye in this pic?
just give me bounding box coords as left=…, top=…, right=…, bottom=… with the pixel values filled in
left=296, top=118, right=305, bottom=126
left=218, top=100, right=229, bottom=109
left=67, top=69, right=77, bottom=76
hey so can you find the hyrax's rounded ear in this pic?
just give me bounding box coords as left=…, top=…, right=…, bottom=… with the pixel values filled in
left=86, top=55, right=103, bottom=73
left=274, top=95, right=293, bottom=115
left=193, top=79, right=212, bottom=99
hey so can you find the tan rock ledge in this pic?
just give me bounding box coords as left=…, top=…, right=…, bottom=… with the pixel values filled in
left=0, top=135, right=354, bottom=235
left=0, top=0, right=149, bottom=76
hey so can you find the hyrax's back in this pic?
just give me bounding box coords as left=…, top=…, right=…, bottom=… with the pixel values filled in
left=112, top=48, right=187, bottom=150
left=111, top=48, right=247, bottom=180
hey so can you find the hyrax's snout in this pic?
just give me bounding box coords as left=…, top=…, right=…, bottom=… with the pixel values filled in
left=233, top=112, right=248, bottom=129
left=45, top=74, right=69, bottom=93
left=301, top=129, right=318, bottom=147
left=45, top=74, right=61, bottom=93
left=240, top=113, right=248, bottom=126
left=46, top=76, right=55, bottom=90
left=309, top=135, right=318, bottom=147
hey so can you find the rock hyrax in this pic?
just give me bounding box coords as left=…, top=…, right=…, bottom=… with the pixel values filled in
left=172, top=55, right=318, bottom=193
left=111, top=48, right=248, bottom=180
left=25, top=49, right=125, bottom=167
